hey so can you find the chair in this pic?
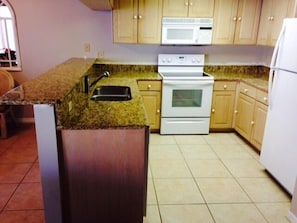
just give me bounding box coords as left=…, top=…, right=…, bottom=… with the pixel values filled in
left=0, top=69, right=17, bottom=138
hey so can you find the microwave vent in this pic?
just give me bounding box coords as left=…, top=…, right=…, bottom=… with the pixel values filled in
left=162, top=17, right=213, bottom=25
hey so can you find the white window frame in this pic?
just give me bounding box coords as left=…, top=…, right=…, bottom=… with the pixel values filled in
left=0, top=0, right=21, bottom=71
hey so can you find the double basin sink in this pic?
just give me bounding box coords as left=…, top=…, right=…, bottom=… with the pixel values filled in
left=90, top=86, right=132, bottom=101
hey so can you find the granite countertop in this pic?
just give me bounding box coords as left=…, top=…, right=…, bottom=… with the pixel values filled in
left=0, top=58, right=270, bottom=130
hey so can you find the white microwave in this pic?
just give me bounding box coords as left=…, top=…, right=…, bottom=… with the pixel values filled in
left=161, top=17, right=213, bottom=45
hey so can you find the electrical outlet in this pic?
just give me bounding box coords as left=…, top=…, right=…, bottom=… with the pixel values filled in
left=84, top=43, right=91, bottom=52
left=68, top=101, right=73, bottom=113
left=98, top=51, right=104, bottom=59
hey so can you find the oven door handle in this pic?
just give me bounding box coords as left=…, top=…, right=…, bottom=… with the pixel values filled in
left=163, top=80, right=214, bottom=86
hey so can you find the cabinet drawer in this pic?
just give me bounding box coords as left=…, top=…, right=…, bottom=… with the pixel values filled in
left=256, top=89, right=269, bottom=105
left=213, top=81, right=237, bottom=91
left=239, top=82, right=256, bottom=98
left=138, top=80, right=161, bottom=91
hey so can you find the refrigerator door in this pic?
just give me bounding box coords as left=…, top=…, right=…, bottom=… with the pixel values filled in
left=275, top=18, right=297, bottom=73
left=260, top=70, right=297, bottom=195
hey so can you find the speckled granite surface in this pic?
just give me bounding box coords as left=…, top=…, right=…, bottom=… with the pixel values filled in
left=0, top=58, right=270, bottom=130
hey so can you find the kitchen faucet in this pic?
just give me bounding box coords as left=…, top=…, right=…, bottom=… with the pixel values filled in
left=84, top=71, right=110, bottom=93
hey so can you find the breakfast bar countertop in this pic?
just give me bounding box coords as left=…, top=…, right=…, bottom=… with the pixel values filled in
left=0, top=58, right=269, bottom=130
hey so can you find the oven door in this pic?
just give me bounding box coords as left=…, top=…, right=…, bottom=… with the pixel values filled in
left=162, top=79, right=214, bottom=117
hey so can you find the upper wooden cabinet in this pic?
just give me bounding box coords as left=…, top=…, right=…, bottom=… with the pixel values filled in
left=113, top=0, right=162, bottom=44
left=257, top=0, right=296, bottom=46
left=163, top=0, right=214, bottom=17
left=212, top=0, right=261, bottom=45
left=79, top=0, right=114, bottom=10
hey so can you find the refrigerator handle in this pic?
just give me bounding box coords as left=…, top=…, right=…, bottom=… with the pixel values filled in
left=268, top=21, right=287, bottom=109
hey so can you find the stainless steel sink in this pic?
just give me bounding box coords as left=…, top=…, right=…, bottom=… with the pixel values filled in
left=90, top=86, right=132, bottom=101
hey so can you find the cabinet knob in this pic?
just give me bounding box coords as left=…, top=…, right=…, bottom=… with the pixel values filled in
left=263, top=97, right=268, bottom=101
left=251, top=121, right=255, bottom=125
left=138, top=15, right=142, bottom=19
left=157, top=109, right=160, bottom=113
left=147, top=84, right=152, bottom=89
left=244, top=89, right=248, bottom=93
left=238, top=17, right=242, bottom=21
left=212, top=109, right=215, bottom=113
left=223, top=85, right=227, bottom=89
left=133, top=15, right=138, bottom=19
left=233, top=16, right=237, bottom=21
left=270, top=16, right=274, bottom=21
left=185, top=1, right=188, bottom=6
left=234, top=110, right=238, bottom=114
left=189, top=2, right=193, bottom=6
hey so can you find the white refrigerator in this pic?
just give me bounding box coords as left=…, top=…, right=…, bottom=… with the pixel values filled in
left=260, top=18, right=297, bottom=195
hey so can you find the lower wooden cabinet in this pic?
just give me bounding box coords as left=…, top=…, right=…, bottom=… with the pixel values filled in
left=234, top=82, right=268, bottom=150
left=138, top=80, right=161, bottom=132
left=60, top=128, right=149, bottom=223
left=210, top=81, right=237, bottom=130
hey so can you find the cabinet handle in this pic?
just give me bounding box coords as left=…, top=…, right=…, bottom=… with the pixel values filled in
left=251, top=121, right=255, bottom=125
left=223, top=85, right=227, bottom=89
left=233, top=16, right=237, bottom=21
left=147, top=84, right=152, bottom=89
left=211, top=109, right=215, bottom=113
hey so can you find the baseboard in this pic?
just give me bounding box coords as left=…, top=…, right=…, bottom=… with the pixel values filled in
left=287, top=211, right=297, bottom=223
left=17, top=117, right=35, bottom=124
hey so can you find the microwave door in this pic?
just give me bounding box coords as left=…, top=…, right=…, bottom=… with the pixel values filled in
left=162, top=26, right=196, bottom=45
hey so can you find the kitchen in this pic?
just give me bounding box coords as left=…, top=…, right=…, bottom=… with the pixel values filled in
left=0, top=0, right=297, bottom=223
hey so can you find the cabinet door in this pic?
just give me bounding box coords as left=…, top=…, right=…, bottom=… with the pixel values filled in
left=138, top=0, right=162, bottom=43
left=140, top=91, right=161, bottom=131
left=163, top=0, right=188, bottom=16
left=251, top=102, right=267, bottom=151
left=234, top=93, right=255, bottom=140
left=210, top=91, right=235, bottom=129
left=269, top=0, right=295, bottom=45
left=234, top=0, right=261, bottom=44
left=189, top=0, right=215, bottom=17
left=257, top=0, right=295, bottom=46
left=212, top=0, right=239, bottom=44
left=113, top=0, right=138, bottom=43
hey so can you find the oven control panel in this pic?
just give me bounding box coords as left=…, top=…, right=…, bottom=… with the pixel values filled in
left=158, top=54, right=205, bottom=66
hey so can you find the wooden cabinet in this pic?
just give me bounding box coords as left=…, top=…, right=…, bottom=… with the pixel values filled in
left=138, top=80, right=161, bottom=132
left=210, top=81, right=237, bottom=130
left=212, top=0, right=261, bottom=45
left=163, top=0, right=214, bottom=17
left=61, top=128, right=149, bottom=223
left=113, top=0, right=162, bottom=44
left=234, top=82, right=268, bottom=151
left=257, top=0, right=296, bottom=46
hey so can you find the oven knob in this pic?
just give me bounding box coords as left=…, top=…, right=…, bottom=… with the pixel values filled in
left=162, top=58, right=166, bottom=63
left=167, top=58, right=172, bottom=63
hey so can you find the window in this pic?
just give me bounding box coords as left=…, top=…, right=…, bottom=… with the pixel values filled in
left=0, top=0, right=21, bottom=71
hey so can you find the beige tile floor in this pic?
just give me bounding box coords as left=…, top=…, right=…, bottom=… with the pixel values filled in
left=144, top=133, right=292, bottom=223
left=0, top=124, right=292, bottom=223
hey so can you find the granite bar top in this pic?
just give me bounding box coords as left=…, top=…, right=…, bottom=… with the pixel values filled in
left=0, top=58, right=270, bottom=130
